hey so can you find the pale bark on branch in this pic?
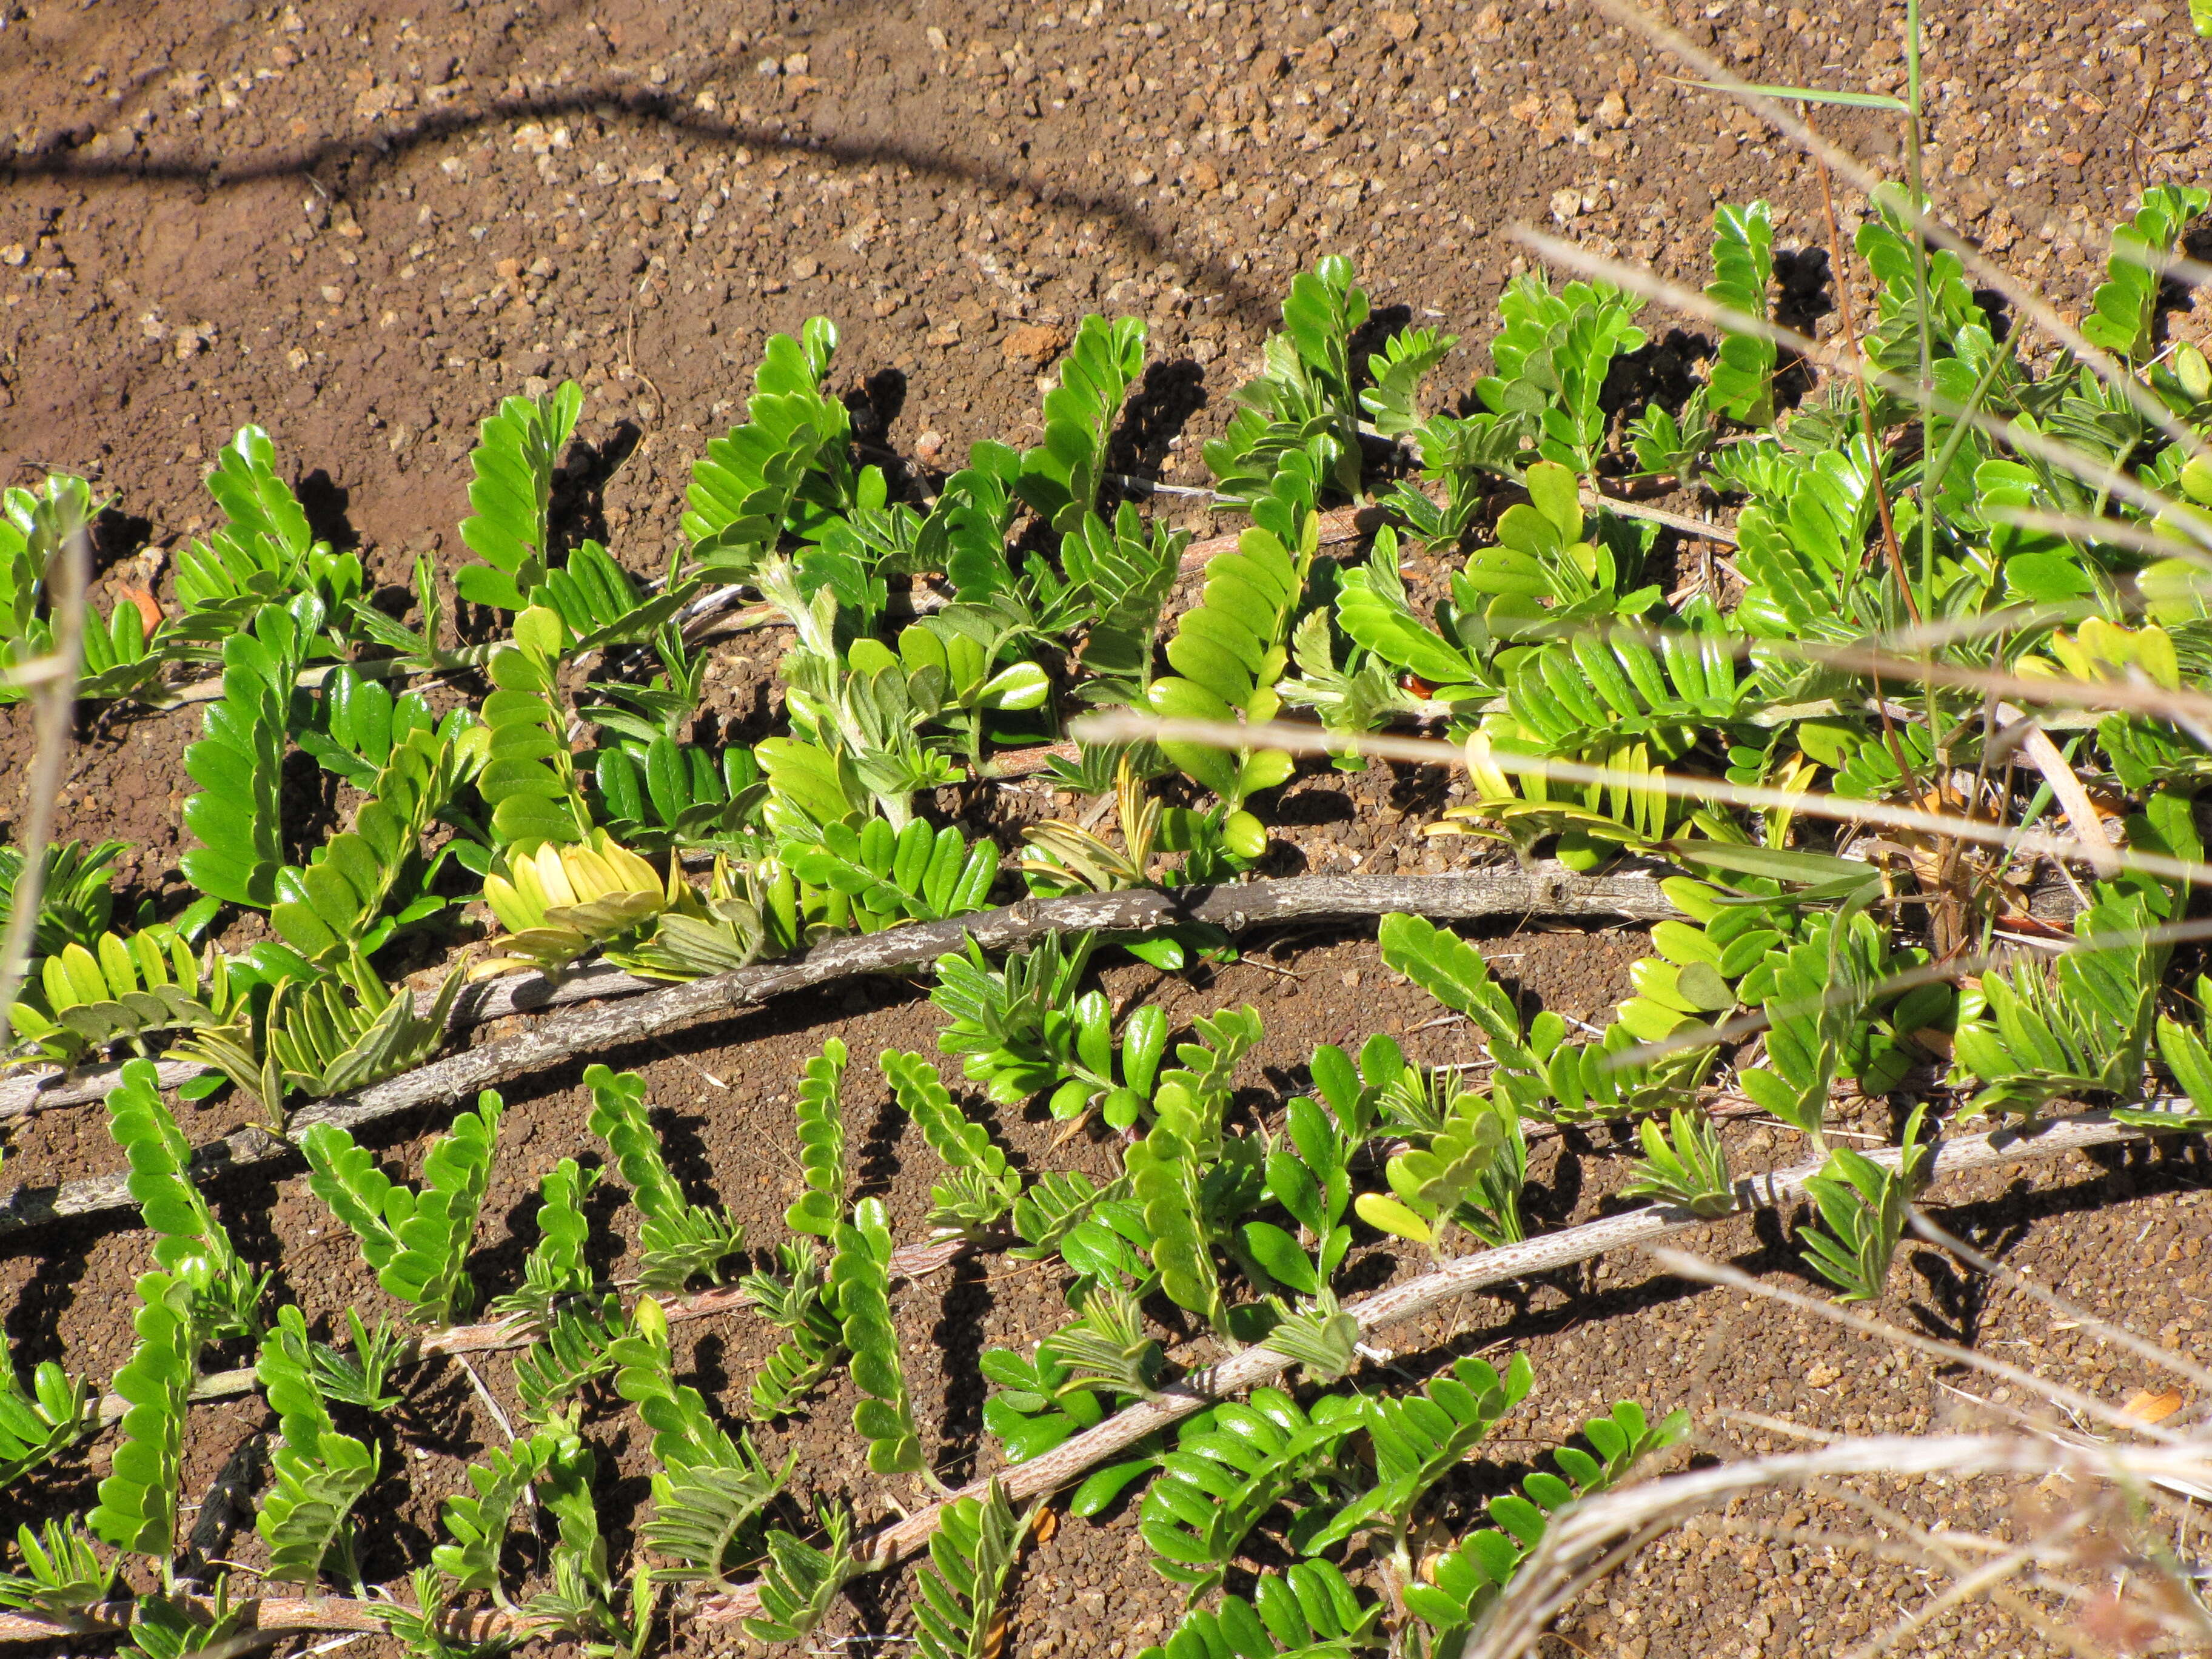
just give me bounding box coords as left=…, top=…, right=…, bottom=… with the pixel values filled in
left=1, top=1104, right=2183, bottom=1647
left=0, top=868, right=1675, bottom=1236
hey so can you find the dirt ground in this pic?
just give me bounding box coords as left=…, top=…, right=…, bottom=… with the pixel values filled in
left=2, top=0, right=2210, bottom=1655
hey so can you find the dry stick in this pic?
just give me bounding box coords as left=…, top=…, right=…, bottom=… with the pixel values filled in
left=1463, top=1432, right=2212, bottom=1659
left=0, top=870, right=1678, bottom=1238
left=5, top=1102, right=2191, bottom=1647
left=1996, top=704, right=2120, bottom=879
left=1076, top=712, right=2212, bottom=891
left=686, top=1103, right=2187, bottom=1624
left=0, top=520, right=89, bottom=1022
left=1805, top=113, right=1920, bottom=629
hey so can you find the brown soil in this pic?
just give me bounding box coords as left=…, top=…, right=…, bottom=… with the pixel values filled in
left=1, top=0, right=2210, bottom=1656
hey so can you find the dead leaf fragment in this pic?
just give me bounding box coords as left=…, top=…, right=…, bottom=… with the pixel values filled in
left=2121, top=1387, right=2184, bottom=1426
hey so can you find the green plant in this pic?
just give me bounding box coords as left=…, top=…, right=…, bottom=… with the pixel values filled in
left=910, top=1478, right=1034, bottom=1659
left=118, top=1583, right=263, bottom=1659
left=1121, top=1005, right=1267, bottom=1336
left=513, top=1299, right=625, bottom=1426
left=1455, top=460, right=1658, bottom=638
left=742, top=1242, right=847, bottom=1419
left=0, top=836, right=129, bottom=957
left=1057, top=504, right=1188, bottom=706
left=875, top=609, right=1052, bottom=766
left=274, top=697, right=487, bottom=964
left=980, top=1342, right=1114, bottom=1473
left=1146, top=484, right=1316, bottom=814
left=1245, top=1089, right=1358, bottom=1299
left=1141, top=1560, right=1381, bottom=1659
left=1041, top=1278, right=1165, bottom=1402
left=493, top=1156, right=600, bottom=1322
left=372, top=1567, right=511, bottom=1659
left=1386, top=405, right=1538, bottom=546
left=431, top=1426, right=564, bottom=1599
left=1017, top=315, right=1148, bottom=532
left=89, top=1272, right=197, bottom=1571
left=882, top=1048, right=1022, bottom=1238
left=684, top=319, right=851, bottom=566
left=289, top=1307, right=406, bottom=1412
left=1950, top=887, right=2166, bottom=1119
left=831, top=1196, right=933, bottom=1482
left=1800, top=1104, right=1934, bottom=1302
left=1205, top=255, right=1375, bottom=500
left=18, top=192, right=2212, bottom=1659
left=2079, top=186, right=2210, bottom=361
left=1327, top=526, right=1490, bottom=700
left=0, top=1222, right=92, bottom=1485
left=1506, top=626, right=1746, bottom=762
left=474, top=831, right=675, bottom=979
left=1621, top=1109, right=1736, bottom=1217
left=478, top=606, right=594, bottom=850
left=7, top=921, right=229, bottom=1076
left=184, top=953, right=464, bottom=1119
left=586, top=1064, right=748, bottom=1290
left=520, top=1436, right=626, bottom=1646
left=594, top=731, right=760, bottom=854
left=1353, top=1085, right=1524, bottom=1257
left=178, top=600, right=313, bottom=909
left=1138, top=1387, right=1362, bottom=1601
left=1304, top=1355, right=1532, bottom=1567
left=775, top=815, right=1000, bottom=931
left=1403, top=1399, right=1688, bottom=1651
left=535, top=540, right=694, bottom=654
left=175, top=426, right=361, bottom=633
left=255, top=1304, right=378, bottom=1592
left=0, top=1518, right=115, bottom=1617
left=1476, top=273, right=1647, bottom=478
left=1734, top=909, right=1933, bottom=1146
left=742, top=1502, right=863, bottom=1646
left=105, top=1057, right=267, bottom=1336
left=300, top=1090, right=504, bottom=1324
left=930, top=930, right=1097, bottom=1106
left=757, top=565, right=962, bottom=829
left=784, top=1039, right=848, bottom=1237
left=609, top=1296, right=791, bottom=1584
left=1263, top=1292, right=1362, bottom=1386
left=1706, top=199, right=1778, bottom=426
left=454, top=381, right=585, bottom=611
left=1, top=476, right=176, bottom=704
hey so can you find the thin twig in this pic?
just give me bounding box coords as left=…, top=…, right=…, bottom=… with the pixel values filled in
left=685, top=1101, right=2207, bottom=1623
left=23, top=1103, right=2206, bottom=1647
left=0, top=870, right=1679, bottom=1238
left=0, top=518, right=87, bottom=1021
left=1464, top=1433, right=2212, bottom=1659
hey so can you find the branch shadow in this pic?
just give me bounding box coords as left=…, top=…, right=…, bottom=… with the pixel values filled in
left=2, top=81, right=1286, bottom=330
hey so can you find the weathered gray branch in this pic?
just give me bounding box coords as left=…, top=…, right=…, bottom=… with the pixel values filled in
left=692, top=1102, right=2185, bottom=1623
left=0, top=868, right=1676, bottom=1238
left=0, top=960, right=649, bottom=1120
left=4, top=1102, right=2184, bottom=1647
